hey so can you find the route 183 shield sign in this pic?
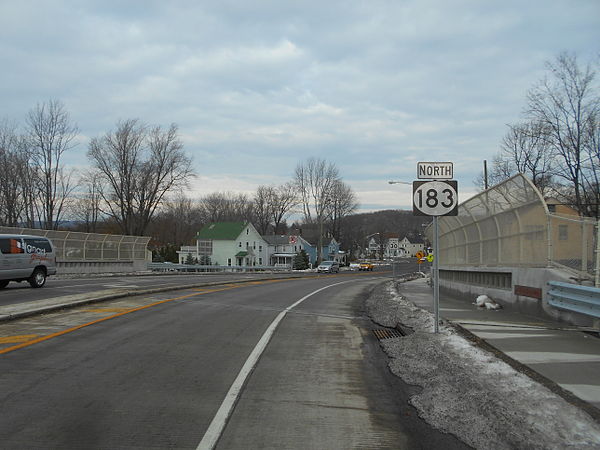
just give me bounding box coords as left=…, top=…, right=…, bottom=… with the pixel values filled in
left=412, top=180, right=458, bottom=216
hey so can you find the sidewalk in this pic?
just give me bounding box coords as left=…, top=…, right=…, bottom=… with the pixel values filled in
left=396, top=277, right=600, bottom=413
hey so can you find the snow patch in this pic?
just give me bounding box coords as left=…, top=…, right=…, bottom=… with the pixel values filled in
left=367, top=281, right=600, bottom=450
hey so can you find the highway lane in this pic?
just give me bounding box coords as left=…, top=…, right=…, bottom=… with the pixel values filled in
left=0, top=266, right=460, bottom=449
left=0, top=263, right=416, bottom=308
left=0, top=272, right=306, bottom=308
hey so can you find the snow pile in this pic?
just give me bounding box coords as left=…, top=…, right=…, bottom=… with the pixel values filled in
left=475, top=294, right=502, bottom=310
left=366, top=281, right=600, bottom=450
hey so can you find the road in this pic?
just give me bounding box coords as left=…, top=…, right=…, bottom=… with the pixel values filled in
left=0, top=272, right=306, bottom=308
left=0, top=266, right=467, bottom=449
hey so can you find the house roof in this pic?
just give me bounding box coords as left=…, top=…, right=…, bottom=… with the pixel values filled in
left=262, top=235, right=291, bottom=245
left=402, top=235, right=425, bottom=244
left=262, top=235, right=309, bottom=246
left=197, top=222, right=247, bottom=240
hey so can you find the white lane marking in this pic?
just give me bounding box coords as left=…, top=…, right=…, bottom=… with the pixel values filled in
left=505, top=351, right=600, bottom=364
left=470, top=332, right=558, bottom=340
left=196, top=279, right=356, bottom=450
left=560, top=384, right=600, bottom=403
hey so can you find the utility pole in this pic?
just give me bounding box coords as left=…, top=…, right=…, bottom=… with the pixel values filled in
left=483, top=160, right=489, bottom=190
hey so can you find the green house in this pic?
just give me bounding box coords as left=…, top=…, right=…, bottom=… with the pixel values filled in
left=195, top=222, right=269, bottom=267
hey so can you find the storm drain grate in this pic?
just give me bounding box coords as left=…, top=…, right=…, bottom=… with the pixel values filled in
left=373, top=328, right=405, bottom=340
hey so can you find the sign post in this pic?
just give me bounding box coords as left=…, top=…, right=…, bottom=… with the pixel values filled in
left=412, top=163, right=458, bottom=333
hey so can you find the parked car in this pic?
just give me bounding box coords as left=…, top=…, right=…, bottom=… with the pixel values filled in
left=349, top=262, right=361, bottom=271
left=0, top=234, right=57, bottom=288
left=359, top=261, right=374, bottom=271
left=317, top=260, right=340, bottom=273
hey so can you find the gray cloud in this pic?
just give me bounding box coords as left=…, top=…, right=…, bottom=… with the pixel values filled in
left=0, top=0, right=598, bottom=211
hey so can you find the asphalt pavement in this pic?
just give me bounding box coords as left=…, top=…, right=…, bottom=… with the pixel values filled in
left=0, top=272, right=467, bottom=449
left=395, top=277, right=600, bottom=416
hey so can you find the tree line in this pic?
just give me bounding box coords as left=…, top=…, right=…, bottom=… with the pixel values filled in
left=477, top=52, right=599, bottom=218
left=0, top=104, right=357, bottom=259
left=148, top=157, right=358, bottom=262
left=0, top=102, right=193, bottom=234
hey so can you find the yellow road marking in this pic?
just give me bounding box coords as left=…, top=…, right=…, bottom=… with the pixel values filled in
left=0, top=334, right=39, bottom=344
left=0, top=275, right=384, bottom=355
left=0, top=279, right=278, bottom=355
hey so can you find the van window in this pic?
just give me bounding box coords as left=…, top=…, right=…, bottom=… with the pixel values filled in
left=0, top=238, right=25, bottom=254
left=23, top=238, right=52, bottom=254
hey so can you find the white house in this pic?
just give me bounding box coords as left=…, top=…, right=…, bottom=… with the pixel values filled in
left=262, top=235, right=310, bottom=267
left=398, top=236, right=426, bottom=257
left=178, top=222, right=269, bottom=267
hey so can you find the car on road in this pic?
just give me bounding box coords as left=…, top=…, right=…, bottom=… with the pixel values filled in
left=0, top=234, right=57, bottom=288
left=317, top=261, right=340, bottom=273
left=349, top=262, right=361, bottom=271
left=359, top=261, right=374, bottom=271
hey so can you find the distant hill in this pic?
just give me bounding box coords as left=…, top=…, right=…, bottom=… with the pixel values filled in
left=337, top=209, right=431, bottom=257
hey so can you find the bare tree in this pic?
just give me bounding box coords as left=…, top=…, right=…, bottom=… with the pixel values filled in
left=0, top=120, right=29, bottom=226
left=327, top=180, right=358, bottom=241
left=88, top=119, right=194, bottom=235
left=581, top=110, right=599, bottom=217
left=500, top=121, right=554, bottom=194
left=270, top=182, right=298, bottom=235
left=148, top=194, right=203, bottom=245
left=294, top=157, right=341, bottom=263
left=26, top=99, right=78, bottom=229
left=253, top=186, right=275, bottom=235
left=199, top=191, right=253, bottom=223
left=71, top=171, right=103, bottom=232
left=526, top=52, right=599, bottom=215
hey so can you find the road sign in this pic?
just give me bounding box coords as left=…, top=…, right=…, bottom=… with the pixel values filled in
left=426, top=253, right=434, bottom=262
left=417, top=162, right=453, bottom=180
left=415, top=251, right=425, bottom=259
left=412, top=180, right=458, bottom=216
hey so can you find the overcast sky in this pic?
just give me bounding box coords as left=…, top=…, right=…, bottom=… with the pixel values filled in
left=1, top=1, right=598, bottom=212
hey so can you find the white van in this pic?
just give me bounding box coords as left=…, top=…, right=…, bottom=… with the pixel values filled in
left=0, top=234, right=57, bottom=288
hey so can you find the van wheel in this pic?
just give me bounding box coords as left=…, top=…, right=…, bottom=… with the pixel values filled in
left=0, top=280, right=9, bottom=289
left=28, top=268, right=46, bottom=288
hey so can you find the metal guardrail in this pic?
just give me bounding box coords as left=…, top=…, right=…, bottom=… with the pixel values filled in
left=547, top=281, right=600, bottom=319
left=148, top=262, right=292, bottom=273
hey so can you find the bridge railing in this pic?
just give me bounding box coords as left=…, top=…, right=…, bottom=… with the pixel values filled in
left=148, top=262, right=292, bottom=273
left=547, top=281, right=600, bottom=321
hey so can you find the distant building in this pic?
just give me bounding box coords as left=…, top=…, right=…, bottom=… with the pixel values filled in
left=177, top=222, right=269, bottom=266
left=398, top=235, right=425, bottom=257
left=178, top=222, right=347, bottom=268
left=263, top=234, right=313, bottom=268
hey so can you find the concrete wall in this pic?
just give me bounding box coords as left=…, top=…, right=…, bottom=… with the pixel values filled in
left=438, top=265, right=596, bottom=328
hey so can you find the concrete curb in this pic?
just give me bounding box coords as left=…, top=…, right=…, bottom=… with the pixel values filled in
left=0, top=275, right=305, bottom=323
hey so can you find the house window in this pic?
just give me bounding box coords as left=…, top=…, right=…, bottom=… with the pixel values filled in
left=558, top=225, right=568, bottom=241
left=259, top=245, right=262, bottom=252
left=259, top=258, right=263, bottom=264
left=253, top=242, right=256, bottom=249
left=246, top=242, right=249, bottom=248
left=246, top=228, right=249, bottom=235
left=198, top=239, right=212, bottom=255
left=548, top=204, right=556, bottom=213
left=228, top=258, right=232, bottom=266
left=239, top=242, right=242, bottom=247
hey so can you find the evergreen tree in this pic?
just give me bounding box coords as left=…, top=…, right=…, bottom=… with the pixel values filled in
left=293, top=250, right=309, bottom=270
left=185, top=253, right=194, bottom=265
